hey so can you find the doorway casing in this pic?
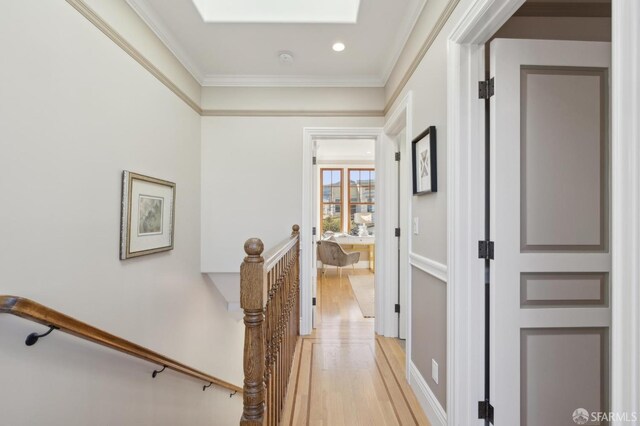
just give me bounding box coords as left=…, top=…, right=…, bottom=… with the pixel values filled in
left=447, top=0, right=640, bottom=424
left=302, top=127, right=395, bottom=337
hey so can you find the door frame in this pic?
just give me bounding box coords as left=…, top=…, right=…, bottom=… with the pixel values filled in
left=383, top=91, right=413, bottom=344
left=447, top=0, right=640, bottom=423
left=301, top=127, right=384, bottom=336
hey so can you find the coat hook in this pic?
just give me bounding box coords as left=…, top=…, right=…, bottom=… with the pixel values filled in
left=230, top=390, right=237, bottom=398
left=152, top=365, right=166, bottom=378
left=203, top=382, right=213, bottom=391
left=25, top=326, right=57, bottom=346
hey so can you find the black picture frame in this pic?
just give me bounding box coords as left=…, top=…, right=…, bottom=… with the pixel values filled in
left=412, top=126, right=437, bottom=195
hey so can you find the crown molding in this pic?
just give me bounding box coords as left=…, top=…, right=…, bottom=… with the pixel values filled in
left=385, top=0, right=462, bottom=113
left=126, top=0, right=424, bottom=88
left=316, top=155, right=376, bottom=163
left=66, top=0, right=202, bottom=114
left=201, top=109, right=384, bottom=117
left=125, top=0, right=205, bottom=83
left=514, top=2, right=611, bottom=18
left=67, top=0, right=456, bottom=118
left=201, top=74, right=385, bottom=88
left=380, top=0, right=430, bottom=86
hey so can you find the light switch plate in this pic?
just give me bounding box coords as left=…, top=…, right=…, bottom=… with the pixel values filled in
left=413, top=217, right=419, bottom=235
left=432, top=359, right=439, bottom=384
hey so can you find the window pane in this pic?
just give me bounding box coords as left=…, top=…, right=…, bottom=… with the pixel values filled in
left=332, top=170, right=341, bottom=185
left=331, top=186, right=341, bottom=203
left=368, top=184, right=375, bottom=203
left=350, top=182, right=358, bottom=202
left=322, top=204, right=341, bottom=233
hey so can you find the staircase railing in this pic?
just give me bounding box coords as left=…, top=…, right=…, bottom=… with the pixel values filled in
left=0, top=295, right=242, bottom=394
left=240, top=225, right=301, bottom=425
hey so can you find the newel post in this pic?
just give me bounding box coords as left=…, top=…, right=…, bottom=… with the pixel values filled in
left=240, top=238, right=266, bottom=426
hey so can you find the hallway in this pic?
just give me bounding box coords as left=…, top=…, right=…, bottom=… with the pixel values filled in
left=281, top=269, right=430, bottom=425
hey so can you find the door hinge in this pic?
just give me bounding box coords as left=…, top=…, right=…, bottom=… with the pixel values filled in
left=312, top=227, right=317, bottom=236
left=395, top=228, right=401, bottom=237
left=478, top=240, right=495, bottom=260
left=478, top=77, right=495, bottom=100
left=312, top=156, right=317, bottom=165
left=478, top=401, right=494, bottom=424
left=395, top=152, right=401, bottom=161
left=394, top=304, right=400, bottom=314
left=312, top=297, right=317, bottom=306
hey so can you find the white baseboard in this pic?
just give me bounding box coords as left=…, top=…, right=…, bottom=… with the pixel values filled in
left=408, top=361, right=447, bottom=426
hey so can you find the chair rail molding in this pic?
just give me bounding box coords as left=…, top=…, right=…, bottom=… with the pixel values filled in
left=409, top=252, right=447, bottom=283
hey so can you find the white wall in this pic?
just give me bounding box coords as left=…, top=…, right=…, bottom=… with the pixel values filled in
left=201, top=116, right=382, bottom=273
left=384, top=0, right=463, bottom=414
left=85, top=0, right=202, bottom=103
left=201, top=86, right=384, bottom=112
left=0, top=2, right=243, bottom=425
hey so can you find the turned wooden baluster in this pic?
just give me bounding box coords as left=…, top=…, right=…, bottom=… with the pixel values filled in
left=240, top=238, right=266, bottom=426
left=240, top=225, right=301, bottom=426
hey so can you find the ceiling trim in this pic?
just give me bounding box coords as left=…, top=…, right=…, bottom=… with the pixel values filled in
left=65, top=0, right=386, bottom=117
left=65, top=0, right=450, bottom=119
left=126, top=0, right=428, bottom=88
left=316, top=156, right=375, bottom=163
left=384, top=0, right=462, bottom=114
left=201, top=74, right=385, bottom=87
left=380, top=0, right=430, bottom=86
left=514, top=2, right=611, bottom=17
left=65, top=0, right=203, bottom=115
left=200, top=109, right=385, bottom=117
left=125, top=0, right=206, bottom=83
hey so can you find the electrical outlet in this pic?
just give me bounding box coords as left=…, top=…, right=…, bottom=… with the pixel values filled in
left=432, top=359, right=439, bottom=384
left=413, top=217, right=419, bottom=235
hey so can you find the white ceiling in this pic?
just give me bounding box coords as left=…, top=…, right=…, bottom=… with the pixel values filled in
left=316, top=139, right=375, bottom=162
left=126, top=0, right=426, bottom=87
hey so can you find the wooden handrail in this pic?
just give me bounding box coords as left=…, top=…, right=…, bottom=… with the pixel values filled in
left=0, top=295, right=242, bottom=394
left=263, top=235, right=299, bottom=272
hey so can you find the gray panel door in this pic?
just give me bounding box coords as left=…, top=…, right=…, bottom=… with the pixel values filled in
left=490, top=39, right=611, bottom=425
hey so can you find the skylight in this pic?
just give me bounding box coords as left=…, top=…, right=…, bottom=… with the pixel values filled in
left=191, top=0, right=361, bottom=24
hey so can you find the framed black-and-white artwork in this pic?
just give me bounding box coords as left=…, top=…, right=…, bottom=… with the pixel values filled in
left=120, top=171, right=175, bottom=260
left=412, top=126, right=437, bottom=195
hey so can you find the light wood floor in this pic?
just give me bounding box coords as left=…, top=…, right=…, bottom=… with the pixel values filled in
left=281, top=269, right=430, bottom=425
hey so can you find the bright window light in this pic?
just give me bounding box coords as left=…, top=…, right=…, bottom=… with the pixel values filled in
left=192, top=0, right=361, bottom=23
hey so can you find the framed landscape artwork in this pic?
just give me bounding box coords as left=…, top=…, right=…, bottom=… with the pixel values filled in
left=412, top=126, right=437, bottom=195
left=120, top=171, right=176, bottom=260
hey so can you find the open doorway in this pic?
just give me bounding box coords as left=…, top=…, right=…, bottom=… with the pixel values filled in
left=315, top=139, right=377, bottom=325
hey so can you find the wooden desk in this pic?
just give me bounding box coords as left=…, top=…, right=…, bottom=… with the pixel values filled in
left=334, top=236, right=375, bottom=272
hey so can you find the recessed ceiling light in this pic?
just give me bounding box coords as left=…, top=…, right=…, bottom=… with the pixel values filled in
left=366, top=151, right=372, bottom=154
left=332, top=42, right=346, bottom=52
